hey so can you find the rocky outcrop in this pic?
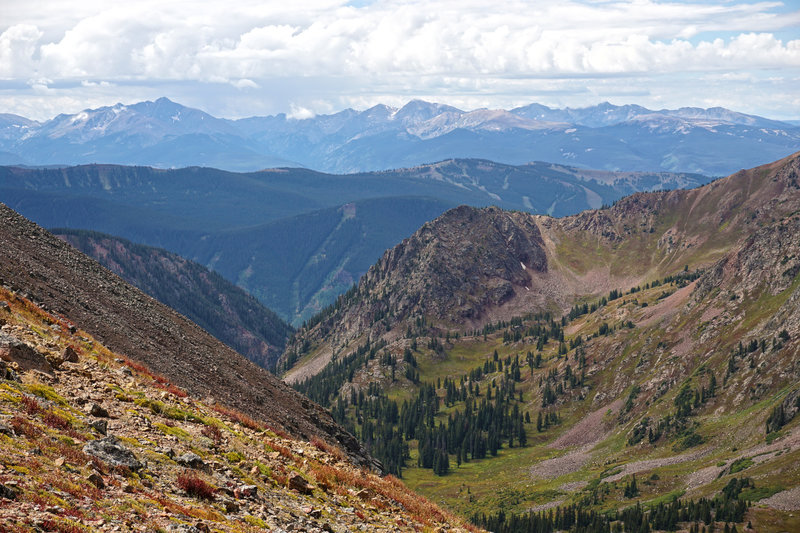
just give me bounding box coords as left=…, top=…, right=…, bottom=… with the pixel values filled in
left=0, top=286, right=470, bottom=532
left=283, top=206, right=550, bottom=372
left=83, top=436, right=143, bottom=471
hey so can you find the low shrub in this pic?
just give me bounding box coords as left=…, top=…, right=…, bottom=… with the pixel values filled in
left=176, top=470, right=215, bottom=500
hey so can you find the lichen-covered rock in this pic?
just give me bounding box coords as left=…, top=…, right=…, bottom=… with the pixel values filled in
left=83, top=436, right=142, bottom=471
left=176, top=452, right=206, bottom=470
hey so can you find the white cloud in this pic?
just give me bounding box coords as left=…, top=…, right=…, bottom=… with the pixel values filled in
left=0, top=0, right=798, bottom=119
left=288, top=104, right=316, bottom=119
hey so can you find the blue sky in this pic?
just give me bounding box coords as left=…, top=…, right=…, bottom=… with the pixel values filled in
left=1, top=0, right=799, bottom=120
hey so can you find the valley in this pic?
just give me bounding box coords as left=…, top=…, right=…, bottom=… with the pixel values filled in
left=280, top=152, right=800, bottom=531
left=4, top=2, right=800, bottom=531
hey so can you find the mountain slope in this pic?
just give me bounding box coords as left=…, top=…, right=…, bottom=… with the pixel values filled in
left=0, top=202, right=371, bottom=466
left=279, top=152, right=800, bottom=531
left=52, top=229, right=292, bottom=370
left=0, top=160, right=709, bottom=323
left=0, top=284, right=473, bottom=532
left=284, top=151, right=800, bottom=377
left=2, top=98, right=798, bottom=174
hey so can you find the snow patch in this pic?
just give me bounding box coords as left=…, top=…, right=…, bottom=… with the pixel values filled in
left=520, top=262, right=527, bottom=270
left=71, top=112, right=89, bottom=124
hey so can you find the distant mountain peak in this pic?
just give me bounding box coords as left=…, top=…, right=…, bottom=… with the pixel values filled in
left=1, top=97, right=797, bottom=174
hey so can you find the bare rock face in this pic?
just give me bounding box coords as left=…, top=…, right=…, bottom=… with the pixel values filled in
left=0, top=333, right=53, bottom=375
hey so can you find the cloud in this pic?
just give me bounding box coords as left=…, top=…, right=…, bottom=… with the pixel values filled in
left=288, top=104, right=316, bottom=119
left=0, top=0, right=799, bottom=119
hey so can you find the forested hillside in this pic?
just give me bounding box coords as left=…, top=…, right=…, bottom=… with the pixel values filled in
left=54, top=229, right=292, bottom=369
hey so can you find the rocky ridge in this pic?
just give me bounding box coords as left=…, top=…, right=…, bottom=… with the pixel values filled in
left=0, top=203, right=370, bottom=468
left=276, top=154, right=800, bottom=530
left=0, top=285, right=473, bottom=532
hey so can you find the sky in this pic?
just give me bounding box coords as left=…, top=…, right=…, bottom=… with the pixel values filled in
left=1, top=0, right=799, bottom=121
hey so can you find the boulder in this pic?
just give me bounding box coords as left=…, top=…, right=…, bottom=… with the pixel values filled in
left=0, top=483, right=18, bottom=500
left=87, top=472, right=105, bottom=489
left=0, top=333, right=52, bottom=375
left=88, top=403, right=109, bottom=418
left=90, top=419, right=108, bottom=435
left=234, top=484, right=258, bottom=499
left=82, top=436, right=143, bottom=471
left=176, top=452, right=206, bottom=470
left=287, top=472, right=314, bottom=494
left=61, top=346, right=79, bottom=363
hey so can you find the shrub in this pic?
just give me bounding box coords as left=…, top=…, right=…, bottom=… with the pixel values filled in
left=201, top=424, right=224, bottom=446
left=20, top=395, right=42, bottom=414
left=212, top=404, right=266, bottom=432
left=9, top=416, right=41, bottom=438
left=176, top=470, right=215, bottom=500
left=730, top=457, right=754, bottom=474
left=42, top=411, right=72, bottom=431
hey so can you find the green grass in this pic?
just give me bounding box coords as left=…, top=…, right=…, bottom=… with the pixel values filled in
left=730, top=457, right=754, bottom=474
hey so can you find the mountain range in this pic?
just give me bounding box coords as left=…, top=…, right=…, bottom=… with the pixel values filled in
left=0, top=135, right=798, bottom=531
left=279, top=151, right=800, bottom=530
left=0, top=160, right=709, bottom=324
left=2, top=98, right=799, bottom=175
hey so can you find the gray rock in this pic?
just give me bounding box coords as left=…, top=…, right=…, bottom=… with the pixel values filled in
left=167, top=525, right=203, bottom=533
left=0, top=360, right=19, bottom=382
left=90, top=419, right=108, bottom=435
left=234, top=484, right=257, bottom=499
left=176, top=452, right=206, bottom=470
left=82, top=436, right=142, bottom=471
left=155, top=446, right=175, bottom=458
